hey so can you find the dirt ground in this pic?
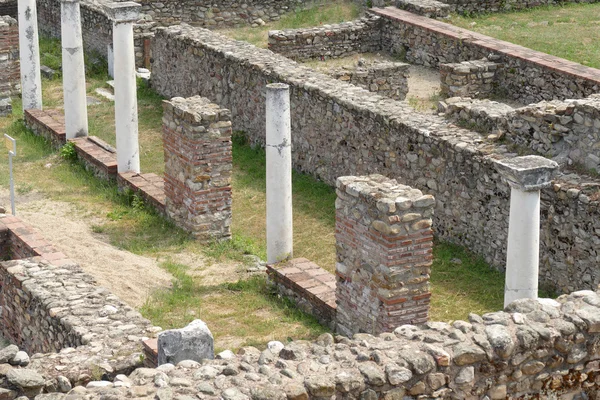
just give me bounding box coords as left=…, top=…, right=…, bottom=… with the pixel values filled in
left=0, top=190, right=246, bottom=309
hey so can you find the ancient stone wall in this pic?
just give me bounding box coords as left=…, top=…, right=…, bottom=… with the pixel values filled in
left=0, top=15, right=19, bottom=108
left=140, top=0, right=324, bottom=27
left=336, top=175, right=433, bottom=336
left=151, top=25, right=600, bottom=295
left=442, top=0, right=600, bottom=15
left=0, top=0, right=16, bottom=18
left=329, top=60, right=410, bottom=100
left=440, top=58, right=503, bottom=99
left=268, top=16, right=381, bottom=61
left=36, top=0, right=154, bottom=67
left=163, top=96, right=233, bottom=242
left=375, top=7, right=600, bottom=104
left=22, top=289, right=600, bottom=399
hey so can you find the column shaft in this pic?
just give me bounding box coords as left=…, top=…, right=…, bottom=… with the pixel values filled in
left=504, top=187, right=540, bottom=307
left=113, top=21, right=140, bottom=173
left=61, top=0, right=88, bottom=139
left=266, top=83, right=293, bottom=264
left=18, top=0, right=42, bottom=111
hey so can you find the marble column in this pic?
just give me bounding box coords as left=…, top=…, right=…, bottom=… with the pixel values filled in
left=17, top=0, right=43, bottom=111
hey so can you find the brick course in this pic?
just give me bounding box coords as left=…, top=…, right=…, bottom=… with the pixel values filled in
left=163, top=96, right=232, bottom=242
left=0, top=15, right=19, bottom=116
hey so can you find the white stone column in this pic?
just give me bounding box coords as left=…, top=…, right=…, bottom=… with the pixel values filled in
left=104, top=2, right=140, bottom=173
left=61, top=0, right=88, bottom=139
left=495, top=155, right=558, bottom=308
left=266, top=83, right=293, bottom=264
left=17, top=0, right=42, bottom=111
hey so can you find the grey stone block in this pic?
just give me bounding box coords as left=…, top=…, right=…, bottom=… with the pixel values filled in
left=157, top=319, right=214, bottom=366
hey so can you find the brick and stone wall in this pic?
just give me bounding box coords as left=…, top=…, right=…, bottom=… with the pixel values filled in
left=0, top=15, right=19, bottom=117
left=140, top=0, right=324, bottom=27
left=24, top=109, right=66, bottom=148
left=14, top=289, right=600, bottom=399
left=151, top=25, right=600, bottom=296
left=375, top=7, right=600, bottom=104
left=268, top=16, right=382, bottom=61
left=329, top=60, right=410, bottom=100
left=335, top=175, right=433, bottom=336
left=440, top=58, right=503, bottom=99
left=163, top=96, right=233, bottom=242
left=0, top=0, right=17, bottom=18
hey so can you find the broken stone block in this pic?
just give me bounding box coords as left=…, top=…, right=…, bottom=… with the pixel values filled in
left=157, top=319, right=214, bottom=366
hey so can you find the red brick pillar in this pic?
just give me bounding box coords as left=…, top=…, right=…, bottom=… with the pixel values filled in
left=335, top=174, right=434, bottom=336
left=162, top=96, right=232, bottom=242
left=0, top=16, right=20, bottom=116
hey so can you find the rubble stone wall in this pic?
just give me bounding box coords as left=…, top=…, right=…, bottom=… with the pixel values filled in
left=336, top=175, right=434, bottom=336
left=268, top=16, right=382, bottom=61
left=22, top=290, right=600, bottom=399
left=375, top=8, right=600, bottom=104
left=329, top=60, right=410, bottom=100
left=151, top=25, right=600, bottom=295
left=0, top=16, right=19, bottom=100
left=440, top=58, right=503, bottom=99
left=163, top=96, right=233, bottom=242
left=0, top=0, right=16, bottom=18
left=140, top=0, right=324, bottom=27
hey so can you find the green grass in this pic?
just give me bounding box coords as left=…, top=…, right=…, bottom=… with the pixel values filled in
left=218, top=1, right=361, bottom=48
left=450, top=3, right=600, bottom=68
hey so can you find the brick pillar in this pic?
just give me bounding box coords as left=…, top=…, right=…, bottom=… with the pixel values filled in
left=0, top=16, right=20, bottom=116
left=163, top=96, right=232, bottom=242
left=335, top=174, right=434, bottom=336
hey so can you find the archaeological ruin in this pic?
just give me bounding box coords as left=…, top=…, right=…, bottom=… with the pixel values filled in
left=2, top=0, right=600, bottom=398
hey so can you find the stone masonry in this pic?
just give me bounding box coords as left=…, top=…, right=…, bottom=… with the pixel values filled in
left=151, top=24, right=600, bottom=296
left=0, top=16, right=19, bottom=116
left=336, top=175, right=434, bottom=336
left=268, top=15, right=382, bottom=61
left=163, top=96, right=233, bottom=242
left=329, top=59, right=410, bottom=101
left=7, top=290, right=600, bottom=398
left=0, top=0, right=17, bottom=18
left=440, top=58, right=503, bottom=99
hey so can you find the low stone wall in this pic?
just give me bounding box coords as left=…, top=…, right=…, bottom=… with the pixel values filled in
left=268, top=15, right=382, bottom=61
left=163, top=96, right=233, bottom=242
left=24, top=109, right=67, bottom=149
left=396, top=0, right=451, bottom=18
left=336, top=175, right=434, bottom=336
left=71, top=136, right=118, bottom=181
left=23, top=289, right=600, bottom=399
left=329, top=60, right=409, bottom=100
left=376, top=7, right=600, bottom=104
left=440, top=58, right=503, bottom=99
left=140, top=0, right=324, bottom=27
left=442, top=0, right=600, bottom=15
left=0, top=15, right=19, bottom=113
left=151, top=24, right=600, bottom=295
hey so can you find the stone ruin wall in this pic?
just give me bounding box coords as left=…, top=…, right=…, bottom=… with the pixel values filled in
left=329, top=61, right=410, bottom=101
left=151, top=24, right=600, bottom=295
left=268, top=16, right=382, bottom=61
left=375, top=8, right=600, bottom=104
left=442, top=0, right=599, bottom=15
left=439, top=58, right=503, bottom=99
left=0, top=0, right=16, bottom=18
left=139, top=0, right=325, bottom=27
left=0, top=15, right=18, bottom=116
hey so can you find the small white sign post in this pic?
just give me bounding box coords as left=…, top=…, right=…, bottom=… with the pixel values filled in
left=4, top=134, right=16, bottom=215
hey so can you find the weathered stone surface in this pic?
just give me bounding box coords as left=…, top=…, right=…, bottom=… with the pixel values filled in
left=6, top=369, right=44, bottom=388
left=157, top=320, right=214, bottom=366
left=0, top=347, right=18, bottom=365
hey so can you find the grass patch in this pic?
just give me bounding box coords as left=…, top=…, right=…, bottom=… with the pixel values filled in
left=217, top=1, right=361, bottom=48
left=450, top=3, right=600, bottom=68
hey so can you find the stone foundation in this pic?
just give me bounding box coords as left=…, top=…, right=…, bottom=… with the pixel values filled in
left=336, top=175, right=433, bottom=336
left=329, top=60, right=409, bottom=101
left=24, top=109, right=67, bottom=149
left=440, top=58, right=503, bottom=99
left=0, top=15, right=19, bottom=115
left=396, top=0, right=451, bottom=18
left=163, top=96, right=233, bottom=242
left=268, top=16, right=382, bottom=61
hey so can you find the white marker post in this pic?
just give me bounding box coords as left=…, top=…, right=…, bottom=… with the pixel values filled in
left=4, top=134, right=16, bottom=215
left=104, top=2, right=141, bottom=173
left=61, top=0, right=89, bottom=139
left=266, top=83, right=293, bottom=264
left=17, top=0, right=43, bottom=111
left=495, top=155, right=558, bottom=308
